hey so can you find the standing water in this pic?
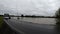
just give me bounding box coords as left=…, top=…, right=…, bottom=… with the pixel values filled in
left=11, top=17, right=56, bottom=25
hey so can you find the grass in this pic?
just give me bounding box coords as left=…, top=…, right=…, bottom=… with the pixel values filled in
left=0, top=16, right=3, bottom=28
left=0, top=16, right=17, bottom=34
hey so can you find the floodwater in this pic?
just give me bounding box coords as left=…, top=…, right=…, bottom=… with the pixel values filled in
left=12, top=17, right=56, bottom=25
left=1, top=17, right=60, bottom=34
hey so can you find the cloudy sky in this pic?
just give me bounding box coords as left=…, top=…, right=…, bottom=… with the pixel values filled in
left=0, top=0, right=60, bottom=16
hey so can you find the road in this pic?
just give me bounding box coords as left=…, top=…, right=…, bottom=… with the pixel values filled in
left=4, top=19, right=60, bottom=34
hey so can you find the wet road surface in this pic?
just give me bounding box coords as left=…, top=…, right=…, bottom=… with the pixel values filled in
left=4, top=19, right=60, bottom=34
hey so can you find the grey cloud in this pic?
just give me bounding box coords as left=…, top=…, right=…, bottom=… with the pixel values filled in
left=0, top=0, right=60, bottom=16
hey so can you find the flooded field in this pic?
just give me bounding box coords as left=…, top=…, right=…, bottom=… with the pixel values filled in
left=12, top=17, right=56, bottom=25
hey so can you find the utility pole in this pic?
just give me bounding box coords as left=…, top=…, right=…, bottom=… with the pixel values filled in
left=16, top=0, right=19, bottom=19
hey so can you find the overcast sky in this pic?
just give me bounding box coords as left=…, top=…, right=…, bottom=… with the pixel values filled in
left=0, top=0, right=60, bottom=16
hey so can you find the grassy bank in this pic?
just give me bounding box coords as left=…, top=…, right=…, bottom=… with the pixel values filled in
left=0, top=16, right=18, bottom=34
left=0, top=16, right=3, bottom=28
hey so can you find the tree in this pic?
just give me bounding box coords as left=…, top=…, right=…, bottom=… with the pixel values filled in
left=55, top=8, right=60, bottom=18
left=55, top=8, right=60, bottom=25
left=21, top=14, right=24, bottom=17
